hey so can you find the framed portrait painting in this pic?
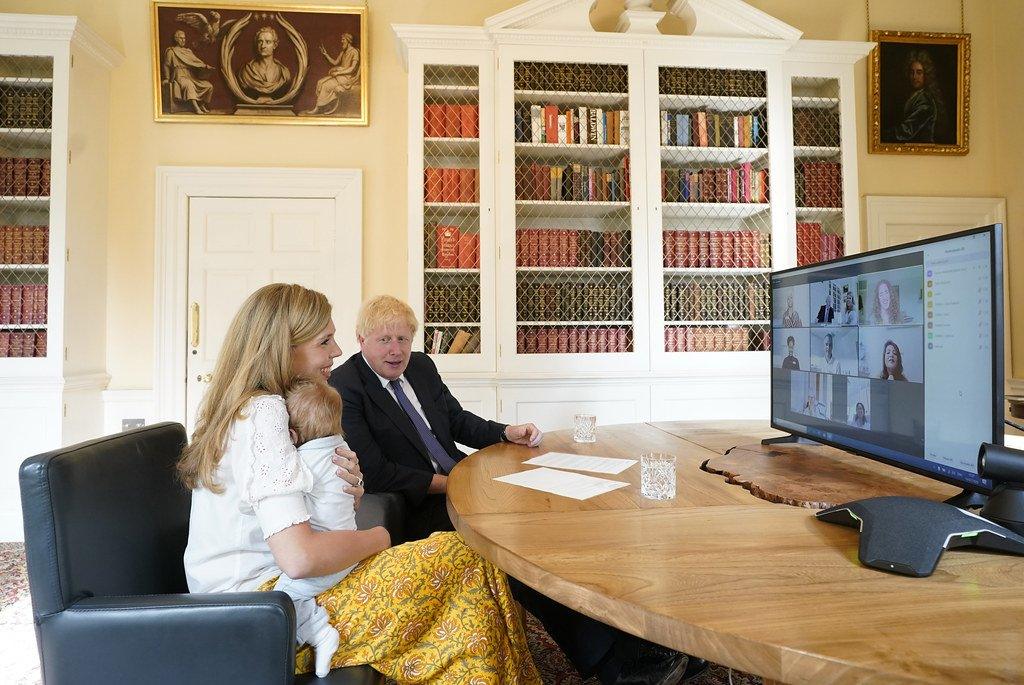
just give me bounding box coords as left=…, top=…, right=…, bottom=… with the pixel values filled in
left=869, top=30, right=970, bottom=155
left=151, top=2, right=367, bottom=125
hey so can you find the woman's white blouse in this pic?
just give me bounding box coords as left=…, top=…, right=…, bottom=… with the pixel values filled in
left=184, top=394, right=317, bottom=593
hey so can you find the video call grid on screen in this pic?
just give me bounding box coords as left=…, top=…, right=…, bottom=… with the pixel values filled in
left=770, top=229, right=998, bottom=491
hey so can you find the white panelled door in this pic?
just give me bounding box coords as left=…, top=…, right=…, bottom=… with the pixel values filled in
left=186, top=197, right=337, bottom=431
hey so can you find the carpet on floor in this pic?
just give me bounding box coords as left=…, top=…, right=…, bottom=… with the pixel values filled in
left=0, top=542, right=759, bottom=684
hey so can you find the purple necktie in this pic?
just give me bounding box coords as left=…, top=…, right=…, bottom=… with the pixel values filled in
left=389, top=380, right=458, bottom=474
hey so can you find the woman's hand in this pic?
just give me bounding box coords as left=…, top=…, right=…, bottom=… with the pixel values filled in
left=333, top=447, right=364, bottom=510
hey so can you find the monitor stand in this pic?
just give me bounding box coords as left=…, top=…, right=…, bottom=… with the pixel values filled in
left=944, top=489, right=988, bottom=509
left=761, top=433, right=820, bottom=446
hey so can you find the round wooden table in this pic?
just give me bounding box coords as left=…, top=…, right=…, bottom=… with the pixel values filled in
left=447, top=422, right=1024, bottom=685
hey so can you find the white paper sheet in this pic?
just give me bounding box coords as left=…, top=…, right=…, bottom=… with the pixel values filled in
left=493, top=467, right=629, bottom=500
left=521, top=451, right=637, bottom=475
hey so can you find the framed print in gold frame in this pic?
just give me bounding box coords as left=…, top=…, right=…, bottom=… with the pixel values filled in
left=152, top=2, right=368, bottom=125
left=869, top=30, right=969, bottom=155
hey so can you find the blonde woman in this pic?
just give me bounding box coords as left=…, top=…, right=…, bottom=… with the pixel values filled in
left=180, top=283, right=539, bottom=683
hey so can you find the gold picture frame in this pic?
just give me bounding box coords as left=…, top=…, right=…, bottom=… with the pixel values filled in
left=869, top=30, right=970, bottom=155
left=152, top=2, right=368, bottom=125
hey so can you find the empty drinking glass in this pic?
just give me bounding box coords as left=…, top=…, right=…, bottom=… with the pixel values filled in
left=640, top=453, right=676, bottom=500
left=573, top=414, right=597, bottom=443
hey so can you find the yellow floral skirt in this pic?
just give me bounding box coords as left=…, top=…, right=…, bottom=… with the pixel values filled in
left=259, top=531, right=540, bottom=684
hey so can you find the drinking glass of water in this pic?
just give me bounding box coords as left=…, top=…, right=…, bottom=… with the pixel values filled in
left=640, top=453, right=676, bottom=500
left=573, top=414, right=597, bottom=443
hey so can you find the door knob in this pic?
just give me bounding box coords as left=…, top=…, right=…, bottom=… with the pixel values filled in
left=197, top=373, right=213, bottom=383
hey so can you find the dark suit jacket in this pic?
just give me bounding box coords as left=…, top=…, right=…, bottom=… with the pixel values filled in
left=329, top=352, right=506, bottom=507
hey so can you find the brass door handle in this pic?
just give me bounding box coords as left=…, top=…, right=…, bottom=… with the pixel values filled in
left=190, top=302, right=200, bottom=348
left=196, top=373, right=213, bottom=383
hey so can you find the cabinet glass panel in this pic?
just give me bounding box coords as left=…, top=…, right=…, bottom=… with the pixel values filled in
left=658, top=67, right=770, bottom=353
left=0, top=55, right=52, bottom=359
left=513, top=61, right=633, bottom=355
left=792, top=76, right=843, bottom=267
left=422, top=64, right=481, bottom=356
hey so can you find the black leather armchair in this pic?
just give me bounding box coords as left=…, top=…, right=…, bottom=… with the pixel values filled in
left=19, top=422, right=381, bottom=685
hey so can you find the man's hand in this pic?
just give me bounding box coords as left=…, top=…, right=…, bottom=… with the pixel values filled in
left=427, top=473, right=448, bottom=494
left=504, top=423, right=543, bottom=447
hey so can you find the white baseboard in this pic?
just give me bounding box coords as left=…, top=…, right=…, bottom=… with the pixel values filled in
left=1008, top=378, right=1024, bottom=397
left=102, top=389, right=157, bottom=435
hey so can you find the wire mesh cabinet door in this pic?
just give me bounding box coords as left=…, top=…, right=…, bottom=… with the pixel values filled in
left=408, top=49, right=496, bottom=372
left=497, top=45, right=650, bottom=374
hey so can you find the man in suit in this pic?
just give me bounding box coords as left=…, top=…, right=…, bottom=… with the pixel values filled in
left=330, top=295, right=706, bottom=685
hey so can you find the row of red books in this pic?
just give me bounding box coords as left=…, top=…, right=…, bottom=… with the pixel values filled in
left=0, top=157, right=51, bottom=196
left=796, top=222, right=844, bottom=266
left=424, top=103, right=479, bottom=139
left=0, top=330, right=46, bottom=357
left=798, top=161, right=841, bottom=208
left=663, top=230, right=765, bottom=268
left=424, top=167, right=479, bottom=203
left=0, top=285, right=47, bottom=325
left=433, top=226, right=480, bottom=269
left=515, top=229, right=628, bottom=268
left=517, top=326, right=632, bottom=354
left=1, top=225, right=48, bottom=264
left=664, top=326, right=768, bottom=352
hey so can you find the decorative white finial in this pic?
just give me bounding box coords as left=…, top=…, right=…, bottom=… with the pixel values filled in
left=615, top=0, right=668, bottom=34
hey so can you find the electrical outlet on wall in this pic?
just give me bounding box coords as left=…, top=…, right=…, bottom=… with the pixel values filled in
left=122, top=419, right=146, bottom=431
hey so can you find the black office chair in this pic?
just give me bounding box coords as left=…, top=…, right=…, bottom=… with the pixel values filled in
left=19, top=422, right=381, bottom=685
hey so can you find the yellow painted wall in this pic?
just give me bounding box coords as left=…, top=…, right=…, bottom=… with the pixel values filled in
left=1, top=0, right=1019, bottom=386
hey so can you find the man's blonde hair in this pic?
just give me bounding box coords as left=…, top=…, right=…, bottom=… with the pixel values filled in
left=285, top=377, right=342, bottom=445
left=356, top=295, right=418, bottom=339
left=178, top=283, right=332, bottom=492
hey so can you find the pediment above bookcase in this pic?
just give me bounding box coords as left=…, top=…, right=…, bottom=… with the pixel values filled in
left=483, top=0, right=801, bottom=41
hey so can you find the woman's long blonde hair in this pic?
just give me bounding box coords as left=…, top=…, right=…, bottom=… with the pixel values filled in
left=178, top=283, right=332, bottom=491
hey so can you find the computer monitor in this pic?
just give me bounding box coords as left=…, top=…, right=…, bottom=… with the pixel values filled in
left=770, top=224, right=1003, bottom=496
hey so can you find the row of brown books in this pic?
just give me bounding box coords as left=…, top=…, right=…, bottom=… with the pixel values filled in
left=516, top=229, right=629, bottom=268
left=662, top=164, right=768, bottom=204
left=425, top=283, right=480, bottom=323
left=664, top=281, right=769, bottom=323
left=1, top=225, right=48, bottom=264
left=431, top=226, right=479, bottom=269
left=516, top=160, right=630, bottom=202
left=796, top=222, right=844, bottom=266
left=514, top=62, right=628, bottom=94
left=662, top=230, right=767, bottom=269
left=797, top=161, right=841, bottom=208
left=0, top=85, right=52, bottom=128
left=0, top=284, right=47, bottom=324
left=424, top=167, right=478, bottom=203
left=793, top=108, right=840, bottom=147
left=517, top=326, right=632, bottom=354
left=0, top=329, right=47, bottom=357
left=0, top=158, right=51, bottom=196
left=423, top=103, right=478, bottom=139
left=659, top=68, right=766, bottom=99
left=663, top=325, right=769, bottom=352
left=659, top=110, right=766, bottom=148
left=517, top=282, right=631, bottom=322
left=426, top=327, right=481, bottom=355
left=515, top=104, right=629, bottom=145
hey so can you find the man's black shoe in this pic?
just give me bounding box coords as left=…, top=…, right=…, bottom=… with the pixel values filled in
left=681, top=657, right=710, bottom=683
left=614, top=642, right=690, bottom=685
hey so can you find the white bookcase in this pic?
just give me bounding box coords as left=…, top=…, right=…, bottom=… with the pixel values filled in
left=0, top=14, right=120, bottom=540
left=394, top=0, right=871, bottom=430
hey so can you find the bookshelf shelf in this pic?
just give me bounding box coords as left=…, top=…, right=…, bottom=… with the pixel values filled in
left=0, top=264, right=47, bottom=270
left=425, top=268, right=480, bottom=274
left=0, top=128, right=51, bottom=147
left=424, top=83, right=479, bottom=99
left=516, top=266, right=631, bottom=273
left=792, top=96, right=839, bottom=109
left=423, top=322, right=479, bottom=327
left=515, top=200, right=629, bottom=218
left=659, top=94, right=766, bottom=112
left=794, top=145, right=840, bottom=159
left=515, top=142, right=628, bottom=162
left=663, top=267, right=769, bottom=276
left=424, top=137, right=479, bottom=155
left=668, top=320, right=769, bottom=326
left=797, top=206, right=843, bottom=216
left=518, top=321, right=632, bottom=326
left=662, top=202, right=769, bottom=219
left=661, top=145, right=766, bottom=164
left=0, top=196, right=49, bottom=209
left=514, top=89, right=627, bottom=107
left=0, top=323, right=46, bottom=330
left=0, top=76, right=52, bottom=85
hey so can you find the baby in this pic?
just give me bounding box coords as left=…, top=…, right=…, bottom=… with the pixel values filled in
left=275, top=377, right=358, bottom=677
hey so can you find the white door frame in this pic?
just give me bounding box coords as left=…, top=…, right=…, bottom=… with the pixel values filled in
left=154, top=166, right=362, bottom=424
